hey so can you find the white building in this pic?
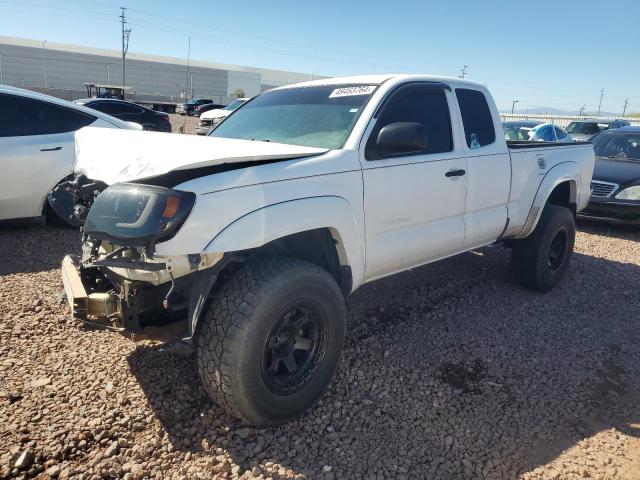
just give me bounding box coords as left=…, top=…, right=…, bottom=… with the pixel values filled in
left=0, top=36, right=319, bottom=103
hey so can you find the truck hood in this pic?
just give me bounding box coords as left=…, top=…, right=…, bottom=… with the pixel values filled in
left=200, top=108, right=229, bottom=120
left=74, top=127, right=328, bottom=185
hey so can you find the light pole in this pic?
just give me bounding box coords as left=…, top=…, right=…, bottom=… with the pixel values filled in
left=311, top=71, right=319, bottom=80
left=597, top=88, right=604, bottom=117
left=459, top=65, right=468, bottom=79
left=186, top=37, right=191, bottom=99
left=106, top=63, right=111, bottom=83
left=511, top=100, right=519, bottom=114
left=622, top=98, right=628, bottom=117
left=42, top=40, right=47, bottom=88
left=579, top=104, right=586, bottom=116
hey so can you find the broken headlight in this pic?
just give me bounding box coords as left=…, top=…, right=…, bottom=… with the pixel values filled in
left=83, top=183, right=196, bottom=247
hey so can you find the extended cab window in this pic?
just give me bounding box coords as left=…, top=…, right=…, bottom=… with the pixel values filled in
left=0, top=94, right=96, bottom=137
left=366, top=87, right=453, bottom=160
left=455, top=89, right=496, bottom=149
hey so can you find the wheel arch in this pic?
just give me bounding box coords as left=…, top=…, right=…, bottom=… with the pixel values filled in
left=517, top=162, right=579, bottom=238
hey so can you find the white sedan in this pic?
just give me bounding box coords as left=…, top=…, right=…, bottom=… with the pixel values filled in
left=0, top=85, right=141, bottom=224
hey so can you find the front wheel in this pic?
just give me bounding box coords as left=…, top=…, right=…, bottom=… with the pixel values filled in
left=511, top=204, right=576, bottom=292
left=195, top=257, right=346, bottom=426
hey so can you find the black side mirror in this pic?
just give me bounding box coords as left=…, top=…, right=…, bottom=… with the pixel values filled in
left=375, top=122, right=427, bottom=155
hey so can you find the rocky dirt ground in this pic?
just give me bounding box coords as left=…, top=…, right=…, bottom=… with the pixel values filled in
left=168, top=114, right=199, bottom=135
left=1, top=220, right=640, bottom=480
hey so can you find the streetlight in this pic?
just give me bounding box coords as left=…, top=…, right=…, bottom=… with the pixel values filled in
left=42, top=40, right=48, bottom=88
left=511, top=100, right=519, bottom=115
left=311, top=71, right=319, bottom=80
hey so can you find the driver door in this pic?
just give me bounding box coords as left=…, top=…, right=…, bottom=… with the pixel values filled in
left=360, top=84, right=468, bottom=281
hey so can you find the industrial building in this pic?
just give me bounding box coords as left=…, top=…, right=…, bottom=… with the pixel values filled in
left=0, top=36, right=318, bottom=104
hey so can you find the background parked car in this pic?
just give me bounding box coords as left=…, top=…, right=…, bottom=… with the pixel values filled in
left=579, top=126, right=640, bottom=224
left=503, top=121, right=571, bottom=142
left=175, top=98, right=213, bottom=116
left=195, top=98, right=250, bottom=135
left=0, top=85, right=140, bottom=225
left=566, top=119, right=631, bottom=142
left=192, top=102, right=225, bottom=117
left=74, top=98, right=171, bottom=132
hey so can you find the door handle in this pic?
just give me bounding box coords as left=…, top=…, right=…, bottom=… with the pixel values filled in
left=41, top=146, right=62, bottom=152
left=445, top=169, right=466, bottom=177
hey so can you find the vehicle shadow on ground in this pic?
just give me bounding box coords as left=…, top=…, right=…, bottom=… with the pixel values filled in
left=577, top=219, right=640, bottom=241
left=0, top=224, right=79, bottom=276
left=128, top=245, right=640, bottom=479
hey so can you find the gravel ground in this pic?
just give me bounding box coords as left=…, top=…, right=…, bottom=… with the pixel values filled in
left=168, top=114, right=199, bottom=135
left=1, top=221, right=639, bottom=480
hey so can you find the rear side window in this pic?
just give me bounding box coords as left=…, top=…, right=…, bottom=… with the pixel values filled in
left=90, top=102, right=143, bottom=115
left=0, top=94, right=96, bottom=137
left=455, top=89, right=496, bottom=149
left=366, top=88, right=453, bottom=159
left=554, top=127, right=567, bottom=140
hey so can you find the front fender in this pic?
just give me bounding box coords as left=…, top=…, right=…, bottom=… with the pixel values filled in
left=517, top=161, right=579, bottom=238
left=204, top=195, right=365, bottom=290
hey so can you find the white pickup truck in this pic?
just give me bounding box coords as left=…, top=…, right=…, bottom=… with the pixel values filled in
left=56, top=75, right=595, bottom=426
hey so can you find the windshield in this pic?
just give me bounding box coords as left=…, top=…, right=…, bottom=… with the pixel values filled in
left=503, top=123, right=539, bottom=140
left=566, top=122, right=601, bottom=135
left=224, top=99, right=246, bottom=111
left=209, top=84, right=377, bottom=149
left=592, top=132, right=640, bottom=161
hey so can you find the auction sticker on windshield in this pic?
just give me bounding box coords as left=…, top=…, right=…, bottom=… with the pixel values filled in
left=329, top=86, right=376, bottom=98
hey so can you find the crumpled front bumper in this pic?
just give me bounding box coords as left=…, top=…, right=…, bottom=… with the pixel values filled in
left=61, top=255, right=119, bottom=326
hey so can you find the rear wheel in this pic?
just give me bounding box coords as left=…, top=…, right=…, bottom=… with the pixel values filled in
left=511, top=204, right=575, bottom=292
left=195, top=257, right=346, bottom=426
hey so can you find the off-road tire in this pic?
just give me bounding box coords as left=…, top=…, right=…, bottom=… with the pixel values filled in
left=195, top=256, right=346, bottom=426
left=511, top=204, right=575, bottom=292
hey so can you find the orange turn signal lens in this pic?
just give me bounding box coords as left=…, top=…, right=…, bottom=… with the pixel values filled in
left=162, top=196, right=180, bottom=218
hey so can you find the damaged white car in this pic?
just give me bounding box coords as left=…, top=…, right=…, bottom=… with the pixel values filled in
left=57, top=75, right=595, bottom=426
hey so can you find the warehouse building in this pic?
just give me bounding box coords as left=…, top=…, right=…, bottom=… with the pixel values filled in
left=0, top=36, right=318, bottom=104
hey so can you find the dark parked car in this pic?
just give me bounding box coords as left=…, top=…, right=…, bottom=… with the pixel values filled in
left=566, top=119, right=631, bottom=142
left=74, top=99, right=171, bottom=132
left=175, top=98, right=214, bottom=116
left=193, top=102, right=225, bottom=116
left=579, top=126, right=640, bottom=224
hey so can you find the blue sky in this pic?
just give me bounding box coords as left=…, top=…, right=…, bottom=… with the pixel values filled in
left=1, top=0, right=638, bottom=113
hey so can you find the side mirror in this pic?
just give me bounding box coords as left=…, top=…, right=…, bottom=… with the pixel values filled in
left=376, top=122, right=427, bottom=155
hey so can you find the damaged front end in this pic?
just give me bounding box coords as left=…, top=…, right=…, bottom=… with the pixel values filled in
left=60, top=181, right=219, bottom=333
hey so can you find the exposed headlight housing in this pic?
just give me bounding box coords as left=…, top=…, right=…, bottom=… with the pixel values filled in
left=84, top=183, right=195, bottom=247
left=615, top=186, right=640, bottom=201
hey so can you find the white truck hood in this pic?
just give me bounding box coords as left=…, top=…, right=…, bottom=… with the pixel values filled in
left=200, top=108, right=229, bottom=120
left=74, top=127, right=328, bottom=185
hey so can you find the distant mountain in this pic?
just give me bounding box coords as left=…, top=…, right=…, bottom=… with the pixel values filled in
left=502, top=106, right=620, bottom=117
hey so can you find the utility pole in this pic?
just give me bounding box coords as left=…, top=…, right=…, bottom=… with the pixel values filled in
left=511, top=100, right=518, bottom=114
left=186, top=37, right=191, bottom=99
left=622, top=98, right=628, bottom=117
left=597, top=88, right=604, bottom=117
left=120, top=7, right=131, bottom=93
left=459, top=65, right=468, bottom=79
left=42, top=40, right=47, bottom=88
left=579, top=104, right=586, bottom=116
